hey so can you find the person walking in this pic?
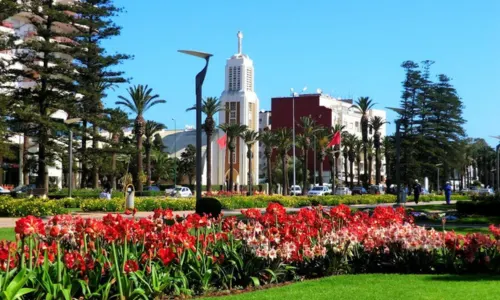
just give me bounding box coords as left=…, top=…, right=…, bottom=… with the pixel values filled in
left=413, top=179, right=422, bottom=204
left=444, top=181, right=452, bottom=205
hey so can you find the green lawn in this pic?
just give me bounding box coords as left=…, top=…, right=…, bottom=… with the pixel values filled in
left=207, top=274, right=500, bottom=300
left=0, top=228, right=15, bottom=241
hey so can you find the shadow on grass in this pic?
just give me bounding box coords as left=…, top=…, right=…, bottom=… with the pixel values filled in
left=426, top=274, right=500, bottom=282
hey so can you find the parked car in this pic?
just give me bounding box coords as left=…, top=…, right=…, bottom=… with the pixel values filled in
left=335, top=187, right=351, bottom=195
left=10, top=184, right=36, bottom=197
left=0, top=187, right=11, bottom=195
left=170, top=186, right=193, bottom=198
left=351, top=186, right=368, bottom=195
left=289, top=185, right=302, bottom=196
left=478, top=188, right=494, bottom=196
left=307, top=186, right=331, bottom=196
left=145, top=186, right=160, bottom=192
left=368, top=185, right=382, bottom=195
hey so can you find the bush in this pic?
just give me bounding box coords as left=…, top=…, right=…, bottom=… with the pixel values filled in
left=80, top=199, right=125, bottom=212
left=0, top=198, right=68, bottom=217
left=471, top=194, right=500, bottom=201
left=48, top=188, right=122, bottom=199
left=457, top=200, right=500, bottom=216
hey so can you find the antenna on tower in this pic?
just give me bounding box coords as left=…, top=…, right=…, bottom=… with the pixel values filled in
left=237, top=31, right=243, bottom=54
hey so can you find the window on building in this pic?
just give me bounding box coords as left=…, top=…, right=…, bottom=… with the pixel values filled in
left=246, top=67, right=253, bottom=91
left=259, top=118, right=262, bottom=123
left=236, top=67, right=241, bottom=91
left=269, top=116, right=272, bottom=125
left=228, top=67, right=233, bottom=91
left=248, top=103, right=253, bottom=124
left=229, top=102, right=237, bottom=124
left=349, top=122, right=353, bottom=129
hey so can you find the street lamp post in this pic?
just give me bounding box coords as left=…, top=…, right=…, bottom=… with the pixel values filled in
left=491, top=136, right=500, bottom=192
left=65, top=118, right=81, bottom=198
left=436, top=163, right=443, bottom=193
left=172, top=118, right=177, bottom=187
left=178, top=50, right=212, bottom=206
left=290, top=87, right=307, bottom=194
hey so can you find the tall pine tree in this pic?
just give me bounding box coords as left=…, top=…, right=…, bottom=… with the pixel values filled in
left=72, top=0, right=130, bottom=188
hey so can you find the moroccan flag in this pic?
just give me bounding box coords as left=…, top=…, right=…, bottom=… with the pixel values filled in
left=217, top=134, right=227, bottom=149
left=327, top=131, right=341, bottom=147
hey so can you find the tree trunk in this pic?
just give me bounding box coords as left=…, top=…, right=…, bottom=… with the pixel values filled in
left=363, top=146, right=368, bottom=188
left=0, top=154, right=3, bottom=185
left=349, top=159, right=354, bottom=189
left=146, top=146, right=151, bottom=187
left=23, top=135, right=29, bottom=185
left=318, top=155, right=324, bottom=186
left=92, top=125, right=99, bottom=188
left=80, top=120, right=88, bottom=188
left=302, top=146, right=308, bottom=194
left=282, top=155, right=288, bottom=195
left=111, top=151, right=117, bottom=190
left=375, top=147, right=381, bottom=184
left=266, top=154, right=272, bottom=194
left=344, top=153, right=348, bottom=185
left=356, top=161, right=360, bottom=185
left=247, top=148, right=253, bottom=195
left=36, top=129, right=48, bottom=189
left=206, top=132, right=212, bottom=192
left=136, top=133, right=143, bottom=192
left=229, top=148, right=234, bottom=193
left=368, top=157, right=373, bottom=185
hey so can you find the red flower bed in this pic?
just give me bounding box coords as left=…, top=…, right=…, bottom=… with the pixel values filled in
left=1, top=204, right=499, bottom=298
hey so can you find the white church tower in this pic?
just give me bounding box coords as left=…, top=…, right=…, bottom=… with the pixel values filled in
left=213, top=31, right=259, bottom=187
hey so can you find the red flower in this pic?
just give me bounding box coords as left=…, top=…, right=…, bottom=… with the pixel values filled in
left=15, top=216, right=45, bottom=237
left=124, top=260, right=139, bottom=273
left=124, top=209, right=131, bottom=215
left=157, top=247, right=176, bottom=266
left=49, top=225, right=60, bottom=238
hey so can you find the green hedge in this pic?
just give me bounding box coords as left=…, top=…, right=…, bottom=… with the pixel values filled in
left=0, top=197, right=68, bottom=217
left=471, top=194, right=500, bottom=201
left=48, top=189, right=123, bottom=199
left=457, top=200, right=500, bottom=216
left=78, top=194, right=470, bottom=212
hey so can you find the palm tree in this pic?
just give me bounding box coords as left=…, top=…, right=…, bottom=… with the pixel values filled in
left=351, top=97, right=376, bottom=187
left=241, top=129, right=259, bottom=195
left=219, top=123, right=247, bottom=192
left=105, top=108, right=130, bottom=190
left=116, top=84, right=165, bottom=191
left=187, top=97, right=225, bottom=192
left=342, top=132, right=349, bottom=185
left=343, top=133, right=356, bottom=188
left=354, top=138, right=363, bottom=185
left=331, top=124, right=346, bottom=182
left=370, top=116, right=389, bottom=185
left=259, top=130, right=276, bottom=194
left=144, top=120, right=165, bottom=188
left=298, top=116, right=318, bottom=194
left=366, top=138, right=374, bottom=185
left=275, top=128, right=293, bottom=195
left=315, top=127, right=330, bottom=186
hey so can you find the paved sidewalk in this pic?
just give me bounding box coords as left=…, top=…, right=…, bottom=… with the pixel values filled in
left=0, top=200, right=458, bottom=228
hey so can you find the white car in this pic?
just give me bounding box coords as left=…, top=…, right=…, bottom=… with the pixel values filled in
left=290, top=185, right=302, bottom=196
left=170, top=186, right=193, bottom=198
left=335, top=187, right=351, bottom=195
left=478, top=188, right=494, bottom=196
left=0, top=187, right=10, bottom=195
left=307, top=186, right=331, bottom=196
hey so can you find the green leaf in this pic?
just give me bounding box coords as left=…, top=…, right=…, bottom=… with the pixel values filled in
left=250, top=276, right=260, bottom=287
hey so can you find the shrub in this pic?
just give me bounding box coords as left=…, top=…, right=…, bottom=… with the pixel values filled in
left=457, top=200, right=500, bottom=216
left=80, top=199, right=124, bottom=212
left=0, top=198, right=68, bottom=217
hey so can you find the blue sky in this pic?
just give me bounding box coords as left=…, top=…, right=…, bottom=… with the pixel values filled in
left=103, top=0, right=499, bottom=146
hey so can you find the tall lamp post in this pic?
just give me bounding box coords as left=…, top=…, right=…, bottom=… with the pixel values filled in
left=65, top=118, right=81, bottom=198
left=172, top=118, right=177, bottom=187
left=491, top=136, right=500, bottom=192
left=178, top=50, right=212, bottom=206
left=435, top=163, right=443, bottom=193
left=290, top=87, right=307, bottom=193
